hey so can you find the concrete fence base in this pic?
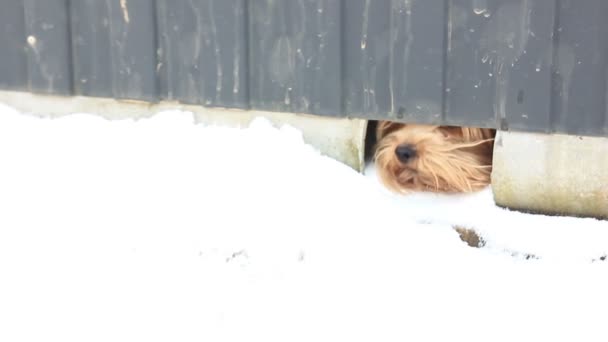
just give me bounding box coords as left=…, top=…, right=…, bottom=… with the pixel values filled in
left=492, top=130, right=608, bottom=220
left=0, top=91, right=367, bottom=172
left=2, top=90, right=607, bottom=220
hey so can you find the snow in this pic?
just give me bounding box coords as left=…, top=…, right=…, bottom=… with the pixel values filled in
left=0, top=103, right=607, bottom=342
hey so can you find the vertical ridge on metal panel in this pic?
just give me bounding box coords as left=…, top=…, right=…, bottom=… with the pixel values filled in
left=155, top=0, right=170, bottom=101
left=311, top=0, right=342, bottom=116
left=390, top=0, right=445, bottom=124
left=445, top=0, right=496, bottom=126
left=249, top=0, right=342, bottom=116
left=157, top=0, right=248, bottom=109
left=156, top=0, right=201, bottom=104
left=339, top=0, right=347, bottom=116
left=105, top=0, right=158, bottom=102
left=343, top=0, right=390, bottom=117
left=66, top=0, right=76, bottom=95
left=502, top=0, right=555, bottom=134
left=446, top=0, right=495, bottom=127
left=551, top=0, right=608, bottom=136
left=71, top=0, right=113, bottom=97
left=441, top=0, right=450, bottom=123
left=240, top=0, right=250, bottom=109
left=234, top=0, right=250, bottom=109
left=151, top=0, right=162, bottom=103
left=0, top=0, right=27, bottom=90
left=548, top=0, right=562, bottom=135
left=23, top=0, right=72, bottom=95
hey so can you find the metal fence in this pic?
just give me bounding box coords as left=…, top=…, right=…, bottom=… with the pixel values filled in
left=1, top=0, right=607, bottom=137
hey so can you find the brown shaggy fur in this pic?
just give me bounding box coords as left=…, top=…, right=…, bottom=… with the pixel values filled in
left=374, top=121, right=496, bottom=194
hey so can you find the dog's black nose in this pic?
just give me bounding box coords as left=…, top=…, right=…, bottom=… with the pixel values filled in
left=395, top=144, right=416, bottom=163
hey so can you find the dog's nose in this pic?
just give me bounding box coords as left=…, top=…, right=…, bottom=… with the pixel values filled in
left=395, top=144, right=417, bottom=163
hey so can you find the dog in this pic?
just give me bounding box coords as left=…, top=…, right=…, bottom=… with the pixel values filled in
left=373, top=121, right=496, bottom=194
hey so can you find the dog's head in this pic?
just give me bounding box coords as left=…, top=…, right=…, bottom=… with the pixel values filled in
left=373, top=121, right=495, bottom=193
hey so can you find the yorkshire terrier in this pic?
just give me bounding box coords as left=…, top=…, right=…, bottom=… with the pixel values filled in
left=373, top=121, right=496, bottom=194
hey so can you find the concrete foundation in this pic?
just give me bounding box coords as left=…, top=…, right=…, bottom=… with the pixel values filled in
left=0, top=91, right=367, bottom=172
left=492, top=130, right=608, bottom=219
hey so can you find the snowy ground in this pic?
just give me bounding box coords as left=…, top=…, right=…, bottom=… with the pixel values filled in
left=0, top=103, right=607, bottom=342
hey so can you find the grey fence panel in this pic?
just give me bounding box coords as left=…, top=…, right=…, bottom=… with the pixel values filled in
left=0, top=1, right=27, bottom=90
left=447, top=0, right=511, bottom=128
left=156, top=0, right=249, bottom=108
left=23, top=0, right=72, bottom=95
left=71, top=0, right=115, bottom=98
left=551, top=0, right=608, bottom=136
left=445, top=0, right=556, bottom=130
left=342, top=0, right=391, bottom=118
left=500, top=0, right=555, bottom=133
left=389, top=0, right=446, bottom=124
left=343, top=0, right=445, bottom=122
left=72, top=0, right=159, bottom=101
left=249, top=0, right=343, bottom=116
left=0, top=0, right=607, bottom=137
left=106, top=0, right=159, bottom=101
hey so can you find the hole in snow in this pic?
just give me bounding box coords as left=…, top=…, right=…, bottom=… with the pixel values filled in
left=454, top=226, right=486, bottom=248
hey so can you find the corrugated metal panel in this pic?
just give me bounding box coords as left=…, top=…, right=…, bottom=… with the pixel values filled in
left=0, top=1, right=27, bottom=90
left=156, top=0, right=249, bottom=107
left=550, top=0, right=608, bottom=136
left=343, top=0, right=446, bottom=122
left=0, top=0, right=606, bottom=137
left=71, top=0, right=159, bottom=101
left=24, top=0, right=73, bottom=95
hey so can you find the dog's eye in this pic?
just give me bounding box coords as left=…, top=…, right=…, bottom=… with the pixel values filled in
left=376, top=121, right=406, bottom=140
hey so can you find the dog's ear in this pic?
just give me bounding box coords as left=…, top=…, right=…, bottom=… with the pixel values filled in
left=480, top=128, right=496, bottom=140
left=376, top=121, right=405, bottom=140
left=458, top=127, right=496, bottom=142
left=438, top=126, right=463, bottom=139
